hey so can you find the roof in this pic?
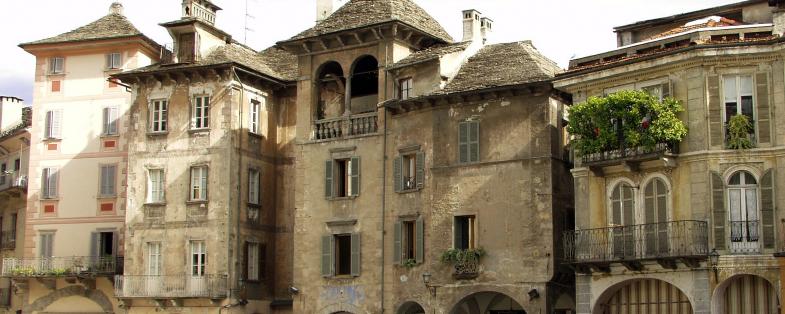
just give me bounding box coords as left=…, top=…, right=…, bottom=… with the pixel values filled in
left=388, top=41, right=471, bottom=70
left=0, top=108, right=31, bottom=142
left=434, top=41, right=561, bottom=95
left=645, top=16, right=742, bottom=40
left=118, top=43, right=298, bottom=82
left=286, top=0, right=452, bottom=43
left=20, top=13, right=153, bottom=47
left=614, top=0, right=765, bottom=32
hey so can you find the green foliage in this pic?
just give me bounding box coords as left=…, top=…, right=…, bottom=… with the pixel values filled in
left=726, top=114, right=754, bottom=149
left=50, top=268, right=69, bottom=276
left=402, top=258, right=418, bottom=269
left=10, top=266, right=35, bottom=277
left=567, top=90, right=688, bottom=156
left=440, top=248, right=485, bottom=264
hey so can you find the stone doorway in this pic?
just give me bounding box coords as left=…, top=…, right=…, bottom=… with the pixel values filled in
left=450, top=291, right=526, bottom=314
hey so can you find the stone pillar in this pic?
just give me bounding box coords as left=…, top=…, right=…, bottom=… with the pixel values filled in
left=344, top=75, right=352, bottom=116
left=776, top=253, right=785, bottom=314
left=575, top=275, right=591, bottom=314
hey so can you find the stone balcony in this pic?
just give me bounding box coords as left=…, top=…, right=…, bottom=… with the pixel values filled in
left=0, top=172, right=27, bottom=194
left=580, top=142, right=678, bottom=174
left=115, top=274, right=228, bottom=299
left=314, top=112, right=379, bottom=141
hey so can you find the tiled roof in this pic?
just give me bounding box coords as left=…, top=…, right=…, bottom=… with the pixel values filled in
left=0, top=108, right=31, bottom=141
left=257, top=46, right=299, bottom=81
left=118, top=43, right=298, bottom=82
left=645, top=16, right=742, bottom=40
left=435, top=41, right=561, bottom=95
left=613, top=0, right=765, bottom=32
left=388, top=41, right=471, bottom=70
left=286, top=0, right=452, bottom=43
left=21, top=13, right=149, bottom=46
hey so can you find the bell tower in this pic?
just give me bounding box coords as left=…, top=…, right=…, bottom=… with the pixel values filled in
left=182, top=0, right=222, bottom=25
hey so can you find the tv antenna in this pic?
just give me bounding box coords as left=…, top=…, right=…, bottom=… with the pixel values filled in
left=244, top=0, right=257, bottom=45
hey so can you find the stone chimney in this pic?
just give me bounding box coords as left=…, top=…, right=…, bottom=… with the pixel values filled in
left=317, top=0, right=338, bottom=23
left=481, top=17, right=493, bottom=44
left=109, top=2, right=124, bottom=15
left=462, top=10, right=483, bottom=42
left=771, top=0, right=785, bottom=36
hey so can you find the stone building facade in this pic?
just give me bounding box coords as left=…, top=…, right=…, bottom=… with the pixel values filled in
left=554, top=1, right=785, bottom=313
left=11, top=3, right=161, bottom=313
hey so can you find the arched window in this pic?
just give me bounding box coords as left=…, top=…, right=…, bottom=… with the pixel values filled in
left=611, top=182, right=635, bottom=258
left=349, top=55, right=378, bottom=113
left=644, top=178, right=669, bottom=256
left=727, top=171, right=759, bottom=253
left=315, top=61, right=345, bottom=120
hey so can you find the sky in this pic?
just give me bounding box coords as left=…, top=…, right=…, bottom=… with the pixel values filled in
left=0, top=0, right=744, bottom=102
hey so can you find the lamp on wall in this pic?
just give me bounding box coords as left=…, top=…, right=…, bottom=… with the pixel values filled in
left=421, top=271, right=436, bottom=297
left=528, top=289, right=540, bottom=301
left=708, top=248, right=720, bottom=281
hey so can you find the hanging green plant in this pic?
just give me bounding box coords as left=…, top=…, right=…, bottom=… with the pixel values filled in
left=726, top=114, right=754, bottom=149
left=440, top=248, right=486, bottom=264
left=567, top=90, right=688, bottom=156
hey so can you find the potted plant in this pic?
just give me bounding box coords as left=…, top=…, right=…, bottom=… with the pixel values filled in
left=726, top=114, right=754, bottom=149
left=441, top=248, right=485, bottom=279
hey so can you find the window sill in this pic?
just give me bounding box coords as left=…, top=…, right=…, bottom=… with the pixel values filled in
left=144, top=202, right=166, bottom=206
left=42, top=138, right=62, bottom=143
left=248, top=132, right=263, bottom=139
left=146, top=131, right=169, bottom=137
left=47, top=73, right=65, bottom=77
left=247, top=203, right=261, bottom=208
left=329, top=196, right=358, bottom=201
left=330, top=275, right=356, bottom=279
left=100, top=134, right=120, bottom=139
left=104, top=68, right=123, bottom=73
left=40, top=198, right=60, bottom=201
left=188, top=129, right=210, bottom=135
left=397, top=188, right=421, bottom=194
left=186, top=200, right=209, bottom=205
left=96, top=195, right=117, bottom=200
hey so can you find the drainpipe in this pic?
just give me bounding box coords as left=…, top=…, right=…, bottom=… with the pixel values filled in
left=231, top=67, right=245, bottom=304
left=380, top=41, right=391, bottom=313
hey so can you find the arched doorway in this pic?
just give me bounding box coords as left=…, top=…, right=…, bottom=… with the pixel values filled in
left=349, top=55, right=378, bottom=113
left=594, top=279, right=692, bottom=314
left=450, top=291, right=525, bottom=314
left=397, top=301, right=425, bottom=314
left=714, top=274, right=778, bottom=314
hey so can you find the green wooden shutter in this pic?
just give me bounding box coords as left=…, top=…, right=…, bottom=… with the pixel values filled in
left=459, top=122, right=469, bottom=163
left=761, top=169, right=775, bottom=249
left=755, top=73, right=771, bottom=145
left=416, top=151, right=425, bottom=189
left=351, top=233, right=361, bottom=276
left=90, top=232, right=99, bottom=264
left=393, top=221, right=402, bottom=264
left=469, top=121, right=480, bottom=162
left=321, top=235, right=333, bottom=277
left=707, top=75, right=723, bottom=148
left=393, top=156, right=403, bottom=192
left=711, top=171, right=726, bottom=250
left=325, top=160, right=333, bottom=198
left=416, top=216, right=424, bottom=263
left=661, top=82, right=671, bottom=99
left=350, top=157, right=360, bottom=197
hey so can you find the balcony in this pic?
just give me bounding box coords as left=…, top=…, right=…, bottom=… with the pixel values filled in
left=314, top=112, right=379, bottom=141
left=0, top=231, right=16, bottom=250
left=115, top=275, right=228, bottom=299
left=453, top=257, right=480, bottom=280
left=2, top=256, right=122, bottom=278
left=581, top=142, right=678, bottom=170
left=0, top=172, right=27, bottom=194
left=564, top=220, right=708, bottom=272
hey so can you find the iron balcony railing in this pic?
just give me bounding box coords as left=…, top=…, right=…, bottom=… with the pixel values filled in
left=564, top=220, right=709, bottom=263
left=314, top=112, right=379, bottom=140
left=1, top=256, right=123, bottom=277
left=0, top=172, right=27, bottom=192
left=729, top=220, right=761, bottom=254
left=115, top=274, right=228, bottom=299
left=581, top=142, right=677, bottom=166
left=0, top=231, right=16, bottom=250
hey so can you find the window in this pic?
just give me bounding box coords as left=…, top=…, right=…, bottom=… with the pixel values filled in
left=92, top=231, right=116, bottom=257
left=248, top=168, right=260, bottom=204
left=190, top=240, right=206, bottom=276
left=103, top=107, right=119, bottom=135
left=394, top=217, right=424, bottom=264
left=0, top=163, right=6, bottom=185
left=13, top=159, right=20, bottom=172
left=39, top=233, right=54, bottom=257
left=178, top=32, right=198, bottom=63
left=42, top=167, right=58, bottom=199
left=723, top=75, right=755, bottom=139
left=611, top=182, right=636, bottom=258
left=147, top=169, right=165, bottom=203
left=192, top=96, right=210, bottom=129
left=147, top=242, right=162, bottom=275
left=394, top=151, right=424, bottom=192
left=100, top=165, right=117, bottom=197
left=49, top=57, right=64, bottom=74
left=643, top=178, right=669, bottom=255
left=728, top=171, right=759, bottom=253
left=190, top=166, right=208, bottom=201
left=149, top=100, right=168, bottom=133
left=247, top=207, right=260, bottom=225
left=9, top=214, right=16, bottom=242
left=399, top=78, right=413, bottom=100
left=250, top=99, right=261, bottom=134
left=321, top=233, right=360, bottom=277
left=325, top=157, right=360, bottom=198
left=454, top=216, right=476, bottom=250
left=458, top=121, right=480, bottom=163
left=106, top=52, right=122, bottom=69
left=246, top=242, right=261, bottom=281
left=45, top=110, right=63, bottom=139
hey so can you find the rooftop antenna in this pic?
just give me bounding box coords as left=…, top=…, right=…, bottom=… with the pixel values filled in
left=244, top=0, right=257, bottom=45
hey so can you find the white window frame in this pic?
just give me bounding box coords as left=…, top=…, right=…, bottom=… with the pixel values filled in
left=99, top=164, right=117, bottom=197
left=103, top=106, right=119, bottom=135
left=250, top=99, right=261, bottom=134
left=149, top=100, right=168, bottom=133
left=49, top=57, right=64, bottom=74
left=191, top=95, right=210, bottom=130
left=42, top=167, right=58, bottom=199
left=190, top=240, right=206, bottom=277
left=190, top=166, right=208, bottom=201
left=247, top=241, right=260, bottom=281
left=45, top=109, right=63, bottom=139
left=722, top=75, right=756, bottom=142
left=107, top=52, right=122, bottom=70
left=147, top=169, right=165, bottom=203
left=399, top=78, right=413, bottom=100
left=147, top=242, right=162, bottom=275
left=248, top=168, right=260, bottom=205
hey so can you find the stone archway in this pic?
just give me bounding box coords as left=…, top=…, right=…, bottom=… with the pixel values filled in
left=450, top=291, right=526, bottom=314
left=712, top=274, right=778, bottom=314
left=593, top=278, right=692, bottom=314
left=25, top=285, right=114, bottom=313
left=397, top=301, right=425, bottom=314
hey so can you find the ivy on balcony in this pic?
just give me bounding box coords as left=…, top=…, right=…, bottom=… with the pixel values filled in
left=567, top=90, right=688, bottom=158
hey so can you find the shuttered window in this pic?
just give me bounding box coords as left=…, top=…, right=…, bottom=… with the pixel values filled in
left=39, top=233, right=54, bottom=257
left=454, top=216, right=476, bottom=250
left=190, top=241, right=206, bottom=277
left=248, top=168, right=260, bottom=204
left=459, top=121, right=479, bottom=164
left=250, top=99, right=261, bottom=134
left=42, top=167, right=58, bottom=199
left=644, top=178, right=669, bottom=256
left=150, top=100, right=168, bottom=133
left=106, top=52, right=122, bottom=69
left=761, top=170, right=775, bottom=249
left=190, top=166, right=208, bottom=201
left=246, top=242, right=260, bottom=281
left=394, top=217, right=424, bottom=265
left=147, top=169, right=164, bottom=203
left=399, top=78, right=413, bottom=100
left=100, top=165, right=117, bottom=197
left=147, top=242, right=162, bottom=275
left=49, top=57, right=64, bottom=74
left=711, top=171, right=726, bottom=250
left=321, top=233, right=361, bottom=277
left=103, top=107, right=118, bottom=135
left=45, top=110, right=63, bottom=139
left=395, top=151, right=425, bottom=192
left=755, top=73, right=771, bottom=145
left=325, top=157, right=360, bottom=198
left=727, top=171, right=761, bottom=254
left=611, top=182, right=636, bottom=258
left=723, top=75, right=755, bottom=146
left=192, top=96, right=210, bottom=129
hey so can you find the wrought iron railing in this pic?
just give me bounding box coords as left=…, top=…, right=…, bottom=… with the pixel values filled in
left=115, top=274, right=228, bottom=299
left=0, top=172, right=27, bottom=192
left=729, top=220, right=760, bottom=253
left=564, top=220, right=708, bottom=263
left=0, top=231, right=16, bottom=250
left=314, top=112, right=378, bottom=140
left=2, top=256, right=122, bottom=277
left=402, top=176, right=416, bottom=190
left=581, top=142, right=677, bottom=165
left=160, top=43, right=174, bottom=64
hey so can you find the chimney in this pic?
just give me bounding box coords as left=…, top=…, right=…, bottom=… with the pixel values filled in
left=771, top=0, right=785, bottom=36
left=481, top=17, right=493, bottom=44
left=317, top=0, right=337, bottom=23
left=462, top=10, right=483, bottom=42
left=109, top=2, right=124, bottom=15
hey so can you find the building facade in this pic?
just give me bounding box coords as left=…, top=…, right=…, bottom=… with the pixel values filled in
left=10, top=3, right=161, bottom=313
left=554, top=1, right=785, bottom=313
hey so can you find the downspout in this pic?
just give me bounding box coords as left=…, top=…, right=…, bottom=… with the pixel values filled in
left=231, top=67, right=245, bottom=303
left=380, top=41, right=391, bottom=313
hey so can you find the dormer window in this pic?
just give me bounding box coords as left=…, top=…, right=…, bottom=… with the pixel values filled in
left=178, top=32, right=199, bottom=63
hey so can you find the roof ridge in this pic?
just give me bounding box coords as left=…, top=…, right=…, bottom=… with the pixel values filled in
left=21, top=12, right=146, bottom=46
